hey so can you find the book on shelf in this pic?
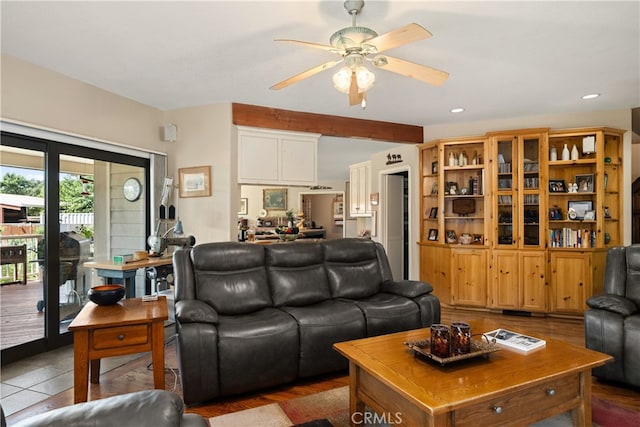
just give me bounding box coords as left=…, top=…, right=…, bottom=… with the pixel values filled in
left=484, top=328, right=546, bottom=354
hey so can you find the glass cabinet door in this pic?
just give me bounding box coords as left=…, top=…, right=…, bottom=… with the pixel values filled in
left=496, top=138, right=515, bottom=247
left=520, top=137, right=541, bottom=247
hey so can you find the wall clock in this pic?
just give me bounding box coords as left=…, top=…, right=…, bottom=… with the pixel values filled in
left=123, top=177, right=142, bottom=202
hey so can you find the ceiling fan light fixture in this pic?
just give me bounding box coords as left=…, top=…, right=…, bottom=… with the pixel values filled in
left=332, top=65, right=375, bottom=94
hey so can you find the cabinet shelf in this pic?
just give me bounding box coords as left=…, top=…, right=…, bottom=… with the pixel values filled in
left=549, top=159, right=597, bottom=166
left=443, top=165, right=484, bottom=171
left=549, top=220, right=596, bottom=224
left=444, top=216, right=484, bottom=220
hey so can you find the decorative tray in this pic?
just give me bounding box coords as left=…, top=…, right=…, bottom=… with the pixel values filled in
left=404, top=336, right=500, bottom=366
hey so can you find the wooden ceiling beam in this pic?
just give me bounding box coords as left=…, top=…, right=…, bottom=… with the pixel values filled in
left=232, top=103, right=423, bottom=144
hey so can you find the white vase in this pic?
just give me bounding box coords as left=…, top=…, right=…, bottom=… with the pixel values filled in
left=571, top=144, right=579, bottom=160
left=449, top=152, right=456, bottom=166
left=562, top=144, right=570, bottom=161
left=550, top=146, right=557, bottom=161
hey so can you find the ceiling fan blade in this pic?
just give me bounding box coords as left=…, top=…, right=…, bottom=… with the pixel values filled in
left=373, top=55, right=449, bottom=86
left=270, top=60, right=339, bottom=90
left=275, top=39, right=339, bottom=53
left=348, top=72, right=363, bottom=106
left=365, top=23, right=432, bottom=54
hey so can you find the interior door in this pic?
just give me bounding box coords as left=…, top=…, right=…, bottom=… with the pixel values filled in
left=385, top=174, right=404, bottom=280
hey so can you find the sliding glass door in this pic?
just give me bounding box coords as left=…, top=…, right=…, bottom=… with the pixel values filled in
left=1, top=132, right=150, bottom=364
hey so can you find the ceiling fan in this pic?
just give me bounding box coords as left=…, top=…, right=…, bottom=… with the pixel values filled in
left=270, top=0, right=449, bottom=108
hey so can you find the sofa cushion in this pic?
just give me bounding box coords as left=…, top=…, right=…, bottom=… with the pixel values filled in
left=343, top=293, right=421, bottom=336
left=192, top=242, right=271, bottom=315
left=265, top=243, right=331, bottom=306
left=626, top=246, right=640, bottom=306
left=323, top=239, right=382, bottom=299
left=280, top=300, right=365, bottom=377
left=217, top=308, right=299, bottom=395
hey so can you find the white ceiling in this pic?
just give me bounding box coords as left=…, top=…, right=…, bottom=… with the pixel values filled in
left=1, top=1, right=639, bottom=180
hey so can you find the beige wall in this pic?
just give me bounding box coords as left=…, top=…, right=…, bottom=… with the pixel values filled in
left=1, top=55, right=166, bottom=153
left=164, top=104, right=235, bottom=243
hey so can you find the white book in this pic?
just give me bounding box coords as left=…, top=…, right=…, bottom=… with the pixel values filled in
left=484, top=328, right=546, bottom=354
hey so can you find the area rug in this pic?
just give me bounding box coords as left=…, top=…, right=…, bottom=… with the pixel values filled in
left=208, top=386, right=640, bottom=427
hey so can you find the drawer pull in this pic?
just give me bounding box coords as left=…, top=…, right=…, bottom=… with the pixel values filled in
left=118, top=334, right=125, bottom=341
left=492, top=406, right=503, bottom=414
left=546, top=388, right=556, bottom=396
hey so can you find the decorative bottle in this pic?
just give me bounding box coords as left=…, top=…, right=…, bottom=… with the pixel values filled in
left=571, top=144, right=579, bottom=160
left=550, top=146, right=557, bottom=161
left=449, top=151, right=456, bottom=166
left=562, top=144, right=570, bottom=161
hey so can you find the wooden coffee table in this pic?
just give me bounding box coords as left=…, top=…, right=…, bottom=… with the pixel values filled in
left=68, top=296, right=168, bottom=403
left=333, top=319, right=612, bottom=427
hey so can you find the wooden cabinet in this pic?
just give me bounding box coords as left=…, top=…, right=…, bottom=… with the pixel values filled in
left=451, top=248, right=487, bottom=307
left=237, top=126, right=320, bottom=185
left=348, top=160, right=372, bottom=217
left=549, top=250, right=606, bottom=313
left=419, top=126, right=623, bottom=316
left=489, top=129, right=547, bottom=249
left=490, top=250, right=546, bottom=312
left=419, top=245, right=451, bottom=304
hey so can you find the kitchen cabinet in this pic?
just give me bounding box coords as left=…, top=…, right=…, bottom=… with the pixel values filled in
left=237, top=126, right=320, bottom=185
left=348, top=160, right=372, bottom=217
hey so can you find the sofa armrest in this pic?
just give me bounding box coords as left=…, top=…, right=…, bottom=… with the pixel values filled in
left=380, top=280, right=433, bottom=298
left=175, top=300, right=219, bottom=324
left=586, top=294, right=638, bottom=317
left=12, top=390, right=207, bottom=427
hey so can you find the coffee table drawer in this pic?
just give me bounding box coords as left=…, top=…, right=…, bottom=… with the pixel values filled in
left=454, top=374, right=579, bottom=426
left=92, top=325, right=149, bottom=350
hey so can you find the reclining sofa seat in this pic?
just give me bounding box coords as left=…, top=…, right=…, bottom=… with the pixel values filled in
left=585, top=245, right=640, bottom=387
left=173, top=238, right=441, bottom=404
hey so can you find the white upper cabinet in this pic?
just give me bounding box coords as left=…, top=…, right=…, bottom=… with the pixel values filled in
left=237, top=127, right=320, bottom=185
left=349, top=160, right=372, bottom=217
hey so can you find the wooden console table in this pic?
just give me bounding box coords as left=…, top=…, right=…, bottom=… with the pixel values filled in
left=0, top=244, right=27, bottom=285
left=68, top=296, right=168, bottom=403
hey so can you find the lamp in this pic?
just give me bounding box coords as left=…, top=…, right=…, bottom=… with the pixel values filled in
left=332, top=65, right=375, bottom=94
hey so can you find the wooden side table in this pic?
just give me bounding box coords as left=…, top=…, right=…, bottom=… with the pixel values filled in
left=68, top=296, right=168, bottom=403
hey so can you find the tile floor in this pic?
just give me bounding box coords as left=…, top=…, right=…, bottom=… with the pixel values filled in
left=0, top=324, right=175, bottom=417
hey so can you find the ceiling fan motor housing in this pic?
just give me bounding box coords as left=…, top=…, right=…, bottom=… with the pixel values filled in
left=330, top=26, right=378, bottom=50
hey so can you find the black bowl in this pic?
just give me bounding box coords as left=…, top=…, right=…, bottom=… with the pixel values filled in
left=88, top=285, right=125, bottom=306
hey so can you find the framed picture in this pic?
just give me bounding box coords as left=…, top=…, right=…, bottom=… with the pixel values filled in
left=428, top=229, right=438, bottom=241
left=179, top=165, right=211, bottom=198
left=575, top=173, right=594, bottom=192
left=584, top=210, right=596, bottom=221
left=431, top=161, right=438, bottom=174
left=238, top=198, right=248, bottom=215
left=430, top=181, right=438, bottom=195
left=446, top=230, right=457, bottom=243
left=263, top=188, right=287, bottom=210
left=549, top=179, right=566, bottom=193
left=568, top=200, right=593, bottom=220
left=429, top=207, right=438, bottom=219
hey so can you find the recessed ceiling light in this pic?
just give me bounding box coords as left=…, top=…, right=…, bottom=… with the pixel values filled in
left=450, top=108, right=465, bottom=113
left=581, top=93, right=600, bottom=100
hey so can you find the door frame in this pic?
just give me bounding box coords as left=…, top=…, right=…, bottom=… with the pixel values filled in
left=379, top=165, right=415, bottom=280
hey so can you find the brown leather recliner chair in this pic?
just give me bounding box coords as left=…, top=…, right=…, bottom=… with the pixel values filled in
left=585, top=245, right=640, bottom=387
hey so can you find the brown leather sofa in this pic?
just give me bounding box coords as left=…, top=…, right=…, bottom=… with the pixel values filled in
left=585, top=245, right=640, bottom=387
left=173, top=238, right=441, bottom=404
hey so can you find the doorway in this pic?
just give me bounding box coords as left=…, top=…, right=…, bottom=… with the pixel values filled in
left=383, top=171, right=409, bottom=280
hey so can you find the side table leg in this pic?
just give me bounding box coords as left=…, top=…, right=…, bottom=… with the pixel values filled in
left=90, top=359, right=101, bottom=384
left=73, top=330, right=89, bottom=403
left=349, top=362, right=366, bottom=427
left=151, top=320, right=165, bottom=390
